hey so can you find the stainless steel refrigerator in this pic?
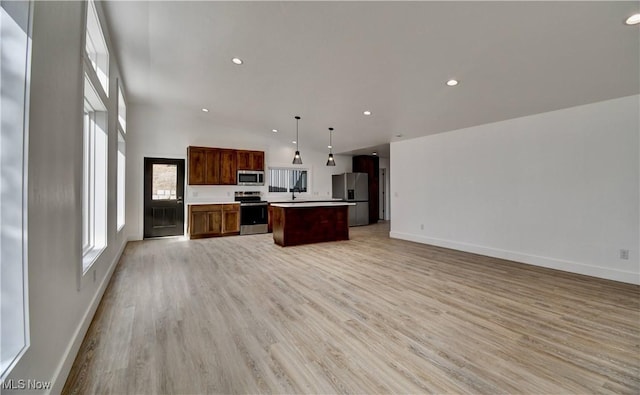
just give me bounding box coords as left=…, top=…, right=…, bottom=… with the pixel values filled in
left=332, top=173, right=369, bottom=226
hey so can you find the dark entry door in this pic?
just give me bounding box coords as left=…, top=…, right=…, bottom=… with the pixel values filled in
left=144, top=158, right=185, bottom=238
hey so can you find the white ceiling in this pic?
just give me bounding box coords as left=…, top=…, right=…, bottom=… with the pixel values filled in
left=102, top=1, right=639, bottom=158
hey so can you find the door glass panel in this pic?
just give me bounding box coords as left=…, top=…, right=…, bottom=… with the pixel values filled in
left=152, top=164, right=177, bottom=200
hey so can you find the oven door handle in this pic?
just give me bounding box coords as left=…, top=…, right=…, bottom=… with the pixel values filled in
left=240, top=202, right=268, bottom=207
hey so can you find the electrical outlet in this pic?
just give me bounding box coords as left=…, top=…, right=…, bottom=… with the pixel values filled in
left=93, top=269, right=96, bottom=283
left=192, top=191, right=199, bottom=197
left=420, top=224, right=424, bottom=230
left=619, top=249, right=629, bottom=260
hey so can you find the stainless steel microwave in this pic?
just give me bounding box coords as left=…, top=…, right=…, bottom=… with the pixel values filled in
left=237, top=170, right=264, bottom=186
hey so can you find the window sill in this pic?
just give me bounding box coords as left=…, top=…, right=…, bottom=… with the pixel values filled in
left=82, top=245, right=105, bottom=275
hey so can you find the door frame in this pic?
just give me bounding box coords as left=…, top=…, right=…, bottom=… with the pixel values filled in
left=380, top=168, right=386, bottom=220
left=143, top=157, right=186, bottom=238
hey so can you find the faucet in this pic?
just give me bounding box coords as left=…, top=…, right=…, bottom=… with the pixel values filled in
left=291, top=186, right=298, bottom=200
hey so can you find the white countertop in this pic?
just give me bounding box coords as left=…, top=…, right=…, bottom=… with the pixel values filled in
left=188, top=201, right=238, bottom=205
left=268, top=198, right=344, bottom=203
left=270, top=202, right=355, bottom=208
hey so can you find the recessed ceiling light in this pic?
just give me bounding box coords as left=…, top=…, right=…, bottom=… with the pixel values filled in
left=446, top=79, right=459, bottom=86
left=232, top=57, right=243, bottom=65
left=626, top=13, right=640, bottom=25
left=372, top=152, right=378, bottom=156
left=363, top=110, right=372, bottom=116
left=201, top=108, right=209, bottom=112
left=272, top=129, right=278, bottom=133
left=292, top=140, right=297, bottom=144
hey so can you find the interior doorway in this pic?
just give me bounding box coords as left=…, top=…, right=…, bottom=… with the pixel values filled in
left=143, top=157, right=185, bottom=238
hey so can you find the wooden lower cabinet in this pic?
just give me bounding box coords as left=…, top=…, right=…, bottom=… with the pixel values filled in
left=189, top=204, right=240, bottom=239
left=222, top=204, right=240, bottom=234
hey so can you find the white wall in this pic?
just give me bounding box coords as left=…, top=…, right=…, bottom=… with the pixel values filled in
left=4, top=2, right=130, bottom=393
left=126, top=103, right=352, bottom=240
left=391, top=95, right=639, bottom=285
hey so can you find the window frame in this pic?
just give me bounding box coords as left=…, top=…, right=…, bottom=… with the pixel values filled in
left=81, top=74, right=108, bottom=273
left=85, top=0, right=108, bottom=96
left=268, top=166, right=311, bottom=195
left=116, top=81, right=126, bottom=231
left=116, top=130, right=126, bottom=231
left=0, top=0, right=32, bottom=380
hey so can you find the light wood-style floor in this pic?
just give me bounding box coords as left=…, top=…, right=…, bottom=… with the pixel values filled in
left=63, top=222, right=639, bottom=394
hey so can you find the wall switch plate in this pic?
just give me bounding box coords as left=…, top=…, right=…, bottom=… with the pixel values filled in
left=93, top=270, right=96, bottom=283
left=420, top=224, right=424, bottom=230
left=619, top=249, right=629, bottom=260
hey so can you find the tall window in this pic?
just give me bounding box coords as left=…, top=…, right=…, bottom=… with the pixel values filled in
left=85, top=0, right=108, bottom=96
left=82, top=78, right=107, bottom=271
left=268, top=168, right=308, bottom=193
left=116, top=83, right=126, bottom=230
left=1, top=0, right=31, bottom=379
left=82, top=0, right=109, bottom=272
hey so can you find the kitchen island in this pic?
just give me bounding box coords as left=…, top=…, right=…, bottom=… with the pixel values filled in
left=270, top=202, right=355, bottom=247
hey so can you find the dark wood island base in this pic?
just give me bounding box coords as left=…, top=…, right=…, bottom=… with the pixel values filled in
left=271, top=203, right=352, bottom=246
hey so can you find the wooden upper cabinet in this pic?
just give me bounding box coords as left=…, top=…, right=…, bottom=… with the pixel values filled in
left=251, top=151, right=264, bottom=171
left=237, top=150, right=251, bottom=170
left=205, top=149, right=220, bottom=184
left=219, top=149, right=237, bottom=185
left=188, top=146, right=262, bottom=185
left=237, top=150, right=265, bottom=171
left=188, top=147, right=207, bottom=185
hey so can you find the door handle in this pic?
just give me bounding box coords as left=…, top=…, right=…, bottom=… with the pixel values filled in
left=177, top=197, right=183, bottom=204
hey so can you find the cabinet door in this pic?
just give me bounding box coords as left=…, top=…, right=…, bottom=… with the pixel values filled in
left=206, top=210, right=223, bottom=234
left=205, top=149, right=220, bottom=184
left=219, top=149, right=237, bottom=185
left=190, top=211, right=209, bottom=235
left=236, top=150, right=251, bottom=170
left=222, top=210, right=240, bottom=234
left=188, top=147, right=206, bottom=185
left=250, top=151, right=264, bottom=171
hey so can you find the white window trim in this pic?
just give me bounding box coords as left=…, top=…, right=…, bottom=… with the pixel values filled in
left=85, top=0, right=108, bottom=97
left=116, top=130, right=125, bottom=232
left=117, top=81, right=126, bottom=134
left=81, top=76, right=107, bottom=275
left=0, top=0, right=32, bottom=380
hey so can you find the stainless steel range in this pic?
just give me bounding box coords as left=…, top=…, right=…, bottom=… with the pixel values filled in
left=234, top=191, right=268, bottom=235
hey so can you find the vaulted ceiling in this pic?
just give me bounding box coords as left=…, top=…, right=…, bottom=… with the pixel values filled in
left=102, top=1, right=639, bottom=157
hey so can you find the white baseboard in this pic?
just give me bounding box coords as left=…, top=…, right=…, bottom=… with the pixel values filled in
left=389, top=231, right=639, bottom=285
left=49, top=238, right=130, bottom=394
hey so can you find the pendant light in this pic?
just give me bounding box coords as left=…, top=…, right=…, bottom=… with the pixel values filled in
left=292, top=116, right=303, bottom=164
left=326, top=127, right=336, bottom=166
